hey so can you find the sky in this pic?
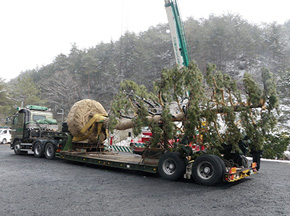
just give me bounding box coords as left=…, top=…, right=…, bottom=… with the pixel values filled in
left=0, top=0, right=289, bottom=82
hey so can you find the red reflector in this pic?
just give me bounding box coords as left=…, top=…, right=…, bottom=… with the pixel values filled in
left=229, top=167, right=236, bottom=174
left=251, top=162, right=257, bottom=168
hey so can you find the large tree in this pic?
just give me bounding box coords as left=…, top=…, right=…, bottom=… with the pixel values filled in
left=40, top=70, right=83, bottom=118
left=0, top=78, right=11, bottom=125
left=109, top=61, right=279, bottom=156
left=9, top=75, right=43, bottom=107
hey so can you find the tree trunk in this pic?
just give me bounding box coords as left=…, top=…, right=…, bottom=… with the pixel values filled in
left=114, top=112, right=185, bottom=130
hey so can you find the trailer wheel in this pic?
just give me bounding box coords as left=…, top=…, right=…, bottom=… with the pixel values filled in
left=34, top=142, right=43, bottom=158
left=192, top=154, right=223, bottom=186
left=240, top=155, right=249, bottom=168
left=14, top=141, right=22, bottom=155
left=44, top=143, right=55, bottom=160
left=213, top=155, right=226, bottom=176
left=224, top=153, right=248, bottom=168
left=158, top=152, right=186, bottom=181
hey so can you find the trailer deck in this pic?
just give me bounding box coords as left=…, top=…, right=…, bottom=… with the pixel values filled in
left=57, top=151, right=159, bottom=173
left=57, top=149, right=257, bottom=184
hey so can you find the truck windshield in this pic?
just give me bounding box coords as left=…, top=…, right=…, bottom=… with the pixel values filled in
left=33, top=115, right=46, bottom=121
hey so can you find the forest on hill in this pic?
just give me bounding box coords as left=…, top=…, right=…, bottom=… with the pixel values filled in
left=1, top=13, right=290, bottom=131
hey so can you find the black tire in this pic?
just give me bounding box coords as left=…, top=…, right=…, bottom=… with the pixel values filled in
left=14, top=141, right=22, bottom=155
left=213, top=155, right=226, bottom=176
left=158, top=152, right=186, bottom=181
left=2, top=138, right=7, bottom=144
left=34, top=142, right=43, bottom=158
left=240, top=155, right=249, bottom=168
left=224, top=153, right=248, bottom=168
left=192, top=154, right=223, bottom=186
left=44, top=143, right=55, bottom=160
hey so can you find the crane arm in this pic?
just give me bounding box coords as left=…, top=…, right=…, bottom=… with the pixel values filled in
left=164, top=0, right=190, bottom=68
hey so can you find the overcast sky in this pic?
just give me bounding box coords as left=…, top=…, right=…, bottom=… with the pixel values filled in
left=1, top=0, right=289, bottom=81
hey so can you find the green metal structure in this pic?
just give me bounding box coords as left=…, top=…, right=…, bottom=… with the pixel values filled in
left=164, top=0, right=190, bottom=68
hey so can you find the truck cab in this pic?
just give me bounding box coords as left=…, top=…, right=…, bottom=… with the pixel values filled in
left=10, top=105, right=66, bottom=159
left=11, top=105, right=58, bottom=141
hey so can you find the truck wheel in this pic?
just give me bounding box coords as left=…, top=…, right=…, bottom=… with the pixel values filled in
left=240, top=155, right=249, bottom=168
left=44, top=143, right=55, bottom=160
left=14, top=141, right=22, bottom=155
left=2, top=138, right=7, bottom=144
left=213, top=155, right=226, bottom=176
left=158, top=152, right=186, bottom=181
left=224, top=153, right=248, bottom=168
left=192, top=154, right=223, bottom=186
left=34, top=142, right=43, bottom=158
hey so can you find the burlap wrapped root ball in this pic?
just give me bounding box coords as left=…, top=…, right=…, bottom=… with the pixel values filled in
left=67, top=99, right=108, bottom=144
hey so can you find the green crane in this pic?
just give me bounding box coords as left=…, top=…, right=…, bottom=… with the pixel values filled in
left=164, top=0, right=190, bottom=68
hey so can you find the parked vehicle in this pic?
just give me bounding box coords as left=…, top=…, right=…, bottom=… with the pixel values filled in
left=0, top=127, right=11, bottom=144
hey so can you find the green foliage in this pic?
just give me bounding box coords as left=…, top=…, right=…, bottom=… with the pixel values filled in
left=262, top=68, right=279, bottom=111
left=0, top=78, right=12, bottom=125
left=240, top=68, right=279, bottom=151
left=6, top=14, right=290, bottom=120
left=181, top=62, right=204, bottom=138
left=110, top=61, right=279, bottom=156
left=0, top=78, right=8, bottom=106
left=243, top=73, right=263, bottom=106
left=149, top=122, right=163, bottom=147
left=109, top=80, right=155, bottom=134
left=263, top=132, right=290, bottom=159
left=2, top=14, right=288, bottom=157
left=10, top=75, right=44, bottom=107
left=277, top=69, right=290, bottom=130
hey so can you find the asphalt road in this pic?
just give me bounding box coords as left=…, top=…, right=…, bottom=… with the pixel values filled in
left=1, top=144, right=290, bottom=216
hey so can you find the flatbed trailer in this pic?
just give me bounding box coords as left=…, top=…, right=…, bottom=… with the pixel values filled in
left=57, top=147, right=257, bottom=185
left=58, top=151, right=159, bottom=173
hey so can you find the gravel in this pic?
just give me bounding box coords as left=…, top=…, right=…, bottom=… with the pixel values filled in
left=1, top=144, right=289, bottom=216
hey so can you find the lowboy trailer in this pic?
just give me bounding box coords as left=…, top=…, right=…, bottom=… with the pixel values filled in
left=10, top=105, right=257, bottom=186
left=56, top=138, right=257, bottom=186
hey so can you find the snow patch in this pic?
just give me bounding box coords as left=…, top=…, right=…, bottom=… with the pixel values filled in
left=247, top=157, right=290, bottom=164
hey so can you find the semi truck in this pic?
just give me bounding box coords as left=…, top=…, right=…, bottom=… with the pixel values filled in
left=10, top=0, right=258, bottom=186
left=10, top=104, right=257, bottom=186
left=10, top=105, right=67, bottom=159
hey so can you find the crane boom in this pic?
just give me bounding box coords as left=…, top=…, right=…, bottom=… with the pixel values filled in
left=164, top=0, right=189, bottom=68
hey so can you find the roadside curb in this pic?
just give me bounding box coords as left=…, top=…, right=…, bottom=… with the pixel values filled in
left=246, top=157, right=290, bottom=164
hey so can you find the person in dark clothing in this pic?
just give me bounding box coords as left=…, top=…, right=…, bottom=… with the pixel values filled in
left=251, top=150, right=263, bottom=171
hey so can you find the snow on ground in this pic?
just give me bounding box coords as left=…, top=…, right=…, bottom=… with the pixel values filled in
left=259, top=157, right=290, bottom=164
left=247, top=157, right=290, bottom=163
left=280, top=104, right=290, bottom=112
